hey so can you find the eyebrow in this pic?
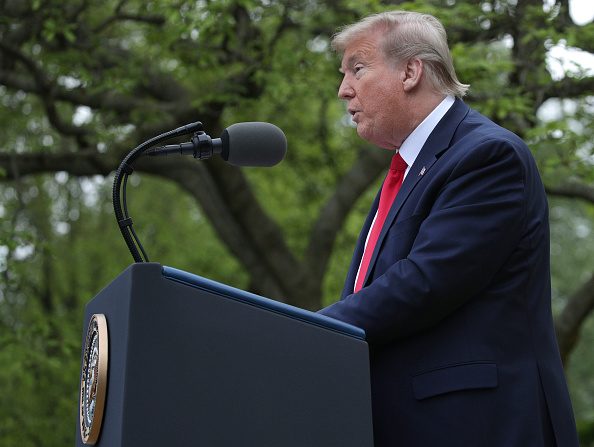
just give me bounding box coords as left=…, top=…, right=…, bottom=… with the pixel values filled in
left=340, top=51, right=367, bottom=73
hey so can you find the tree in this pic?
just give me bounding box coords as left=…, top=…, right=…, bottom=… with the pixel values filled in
left=1, top=0, right=593, bottom=444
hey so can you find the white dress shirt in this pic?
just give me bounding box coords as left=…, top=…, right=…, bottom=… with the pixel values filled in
left=353, top=95, right=456, bottom=291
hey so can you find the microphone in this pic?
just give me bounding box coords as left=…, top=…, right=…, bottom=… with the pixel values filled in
left=146, top=122, right=287, bottom=167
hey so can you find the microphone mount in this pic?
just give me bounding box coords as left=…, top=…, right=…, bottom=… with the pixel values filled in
left=145, top=131, right=223, bottom=160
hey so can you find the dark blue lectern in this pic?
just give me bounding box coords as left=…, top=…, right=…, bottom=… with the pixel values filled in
left=76, top=263, right=373, bottom=446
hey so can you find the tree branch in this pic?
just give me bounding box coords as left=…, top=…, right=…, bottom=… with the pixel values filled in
left=545, top=181, right=594, bottom=205
left=0, top=66, right=185, bottom=118
left=543, top=76, right=594, bottom=101
left=0, top=42, right=91, bottom=138
left=305, top=148, right=391, bottom=284
left=135, top=157, right=312, bottom=306
left=0, top=41, right=47, bottom=87
left=555, top=272, right=594, bottom=365
left=553, top=0, right=574, bottom=29
left=0, top=69, right=37, bottom=92
left=93, top=0, right=165, bottom=33
left=0, top=150, right=115, bottom=179
left=204, top=160, right=310, bottom=304
left=0, top=147, right=315, bottom=307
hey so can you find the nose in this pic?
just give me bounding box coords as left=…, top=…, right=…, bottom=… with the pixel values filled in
left=338, top=76, right=354, bottom=100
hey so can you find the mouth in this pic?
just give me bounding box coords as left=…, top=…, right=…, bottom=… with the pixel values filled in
left=349, top=109, right=360, bottom=122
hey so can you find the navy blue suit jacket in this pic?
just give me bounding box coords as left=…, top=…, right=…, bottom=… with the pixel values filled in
left=319, top=99, right=578, bottom=446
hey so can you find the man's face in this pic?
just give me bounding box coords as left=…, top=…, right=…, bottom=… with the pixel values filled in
left=338, top=32, right=408, bottom=149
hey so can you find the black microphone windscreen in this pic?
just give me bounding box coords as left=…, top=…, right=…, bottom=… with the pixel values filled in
left=221, top=122, right=287, bottom=167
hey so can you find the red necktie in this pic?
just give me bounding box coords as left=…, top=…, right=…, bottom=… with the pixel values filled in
left=354, top=152, right=408, bottom=293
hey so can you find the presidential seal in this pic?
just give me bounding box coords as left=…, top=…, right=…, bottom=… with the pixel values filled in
left=80, top=314, right=108, bottom=445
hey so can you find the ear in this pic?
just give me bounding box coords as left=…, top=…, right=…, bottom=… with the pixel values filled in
left=401, top=58, right=423, bottom=92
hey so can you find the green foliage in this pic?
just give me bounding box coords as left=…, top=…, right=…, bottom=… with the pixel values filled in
left=0, top=322, right=80, bottom=446
left=1, top=0, right=594, bottom=445
left=578, top=416, right=594, bottom=447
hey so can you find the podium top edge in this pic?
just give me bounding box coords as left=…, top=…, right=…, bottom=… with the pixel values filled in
left=161, top=266, right=366, bottom=341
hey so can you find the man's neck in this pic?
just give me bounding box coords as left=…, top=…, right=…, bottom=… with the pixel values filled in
left=398, top=95, right=455, bottom=178
left=407, top=92, right=447, bottom=135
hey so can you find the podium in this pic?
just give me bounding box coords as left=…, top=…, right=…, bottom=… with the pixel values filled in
left=76, top=263, right=373, bottom=446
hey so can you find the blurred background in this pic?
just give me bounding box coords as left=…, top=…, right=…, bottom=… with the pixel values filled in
left=1, top=0, right=593, bottom=444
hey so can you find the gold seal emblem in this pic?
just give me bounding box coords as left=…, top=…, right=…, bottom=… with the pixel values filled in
left=80, top=314, right=108, bottom=445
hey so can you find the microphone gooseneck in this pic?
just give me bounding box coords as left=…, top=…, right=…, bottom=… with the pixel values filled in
left=114, top=121, right=287, bottom=263
left=113, top=121, right=203, bottom=263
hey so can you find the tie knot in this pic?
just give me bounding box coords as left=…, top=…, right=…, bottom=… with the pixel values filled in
left=390, top=152, right=407, bottom=172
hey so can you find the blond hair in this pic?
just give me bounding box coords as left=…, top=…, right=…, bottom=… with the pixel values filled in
left=332, top=11, right=469, bottom=98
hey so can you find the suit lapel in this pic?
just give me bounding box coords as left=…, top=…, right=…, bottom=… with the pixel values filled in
left=361, top=99, right=470, bottom=288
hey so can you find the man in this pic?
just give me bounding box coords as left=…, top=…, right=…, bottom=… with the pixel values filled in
left=318, top=11, right=579, bottom=446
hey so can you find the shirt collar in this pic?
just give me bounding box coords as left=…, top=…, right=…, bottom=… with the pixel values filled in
left=398, top=95, right=455, bottom=175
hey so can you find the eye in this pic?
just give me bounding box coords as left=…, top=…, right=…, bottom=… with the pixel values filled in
left=353, top=64, right=365, bottom=78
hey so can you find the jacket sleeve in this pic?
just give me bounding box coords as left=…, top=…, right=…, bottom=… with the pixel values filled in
left=319, top=138, right=530, bottom=343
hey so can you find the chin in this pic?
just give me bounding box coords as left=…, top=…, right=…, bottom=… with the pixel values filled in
left=356, top=126, right=373, bottom=143
left=356, top=129, right=391, bottom=149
